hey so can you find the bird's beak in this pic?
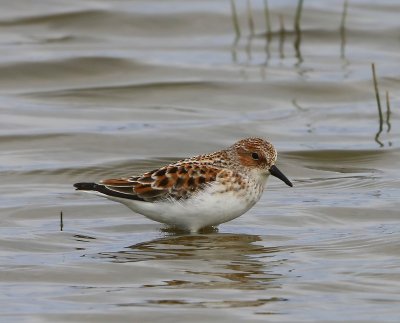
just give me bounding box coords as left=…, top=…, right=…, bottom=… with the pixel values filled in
left=269, top=165, right=293, bottom=187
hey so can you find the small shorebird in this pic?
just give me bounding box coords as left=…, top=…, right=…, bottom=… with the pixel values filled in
left=74, top=138, right=293, bottom=232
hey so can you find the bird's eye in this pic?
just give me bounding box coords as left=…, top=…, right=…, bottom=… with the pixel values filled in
left=251, top=152, right=259, bottom=160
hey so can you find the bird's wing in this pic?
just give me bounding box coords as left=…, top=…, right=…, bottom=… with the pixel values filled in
left=99, top=163, right=222, bottom=202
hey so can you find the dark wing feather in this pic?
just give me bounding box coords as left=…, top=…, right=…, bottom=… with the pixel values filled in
left=99, top=163, right=220, bottom=202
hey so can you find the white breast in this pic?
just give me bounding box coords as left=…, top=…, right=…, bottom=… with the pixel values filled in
left=104, top=175, right=268, bottom=232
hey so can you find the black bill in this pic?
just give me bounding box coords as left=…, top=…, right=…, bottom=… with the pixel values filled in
left=269, top=165, right=293, bottom=187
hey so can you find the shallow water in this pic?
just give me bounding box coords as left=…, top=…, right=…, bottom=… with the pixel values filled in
left=1, top=0, right=400, bottom=322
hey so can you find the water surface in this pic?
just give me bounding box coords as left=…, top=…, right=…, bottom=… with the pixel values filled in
left=1, top=1, right=399, bottom=322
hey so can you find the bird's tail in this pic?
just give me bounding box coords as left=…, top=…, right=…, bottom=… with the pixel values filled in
left=73, top=182, right=143, bottom=201
left=74, top=182, right=98, bottom=191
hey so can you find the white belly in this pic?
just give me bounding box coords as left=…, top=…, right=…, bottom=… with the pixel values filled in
left=101, top=180, right=266, bottom=232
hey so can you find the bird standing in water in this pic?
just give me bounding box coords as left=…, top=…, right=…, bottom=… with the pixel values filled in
left=74, top=138, right=293, bottom=232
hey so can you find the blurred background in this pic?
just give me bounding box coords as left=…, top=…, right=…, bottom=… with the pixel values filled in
left=0, top=0, right=399, bottom=322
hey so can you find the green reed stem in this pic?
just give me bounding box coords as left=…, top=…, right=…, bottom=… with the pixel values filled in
left=279, top=14, right=285, bottom=59
left=263, top=0, right=272, bottom=40
left=340, top=0, right=349, bottom=31
left=294, top=0, right=304, bottom=62
left=372, top=63, right=384, bottom=147
left=294, top=0, right=304, bottom=32
left=230, top=0, right=241, bottom=38
left=372, top=63, right=383, bottom=126
left=60, top=211, right=64, bottom=231
left=247, top=0, right=255, bottom=35
left=385, top=91, right=392, bottom=132
left=340, top=0, right=349, bottom=58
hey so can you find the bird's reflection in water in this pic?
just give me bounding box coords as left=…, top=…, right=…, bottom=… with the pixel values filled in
left=95, top=230, right=286, bottom=291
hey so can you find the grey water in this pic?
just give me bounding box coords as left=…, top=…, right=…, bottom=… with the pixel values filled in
left=1, top=0, right=399, bottom=322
